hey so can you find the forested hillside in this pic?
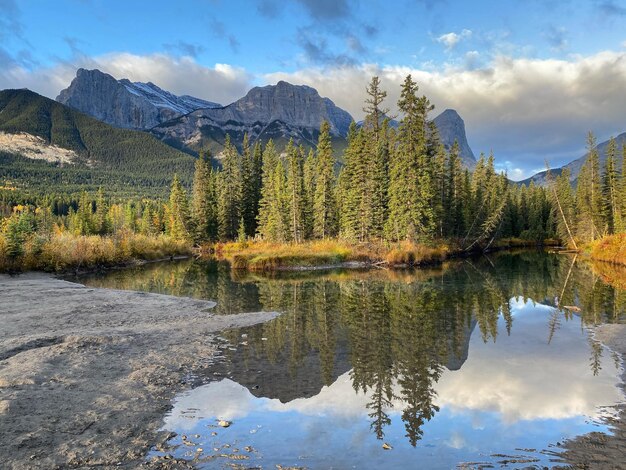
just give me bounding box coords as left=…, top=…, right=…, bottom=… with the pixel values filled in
left=0, top=89, right=195, bottom=198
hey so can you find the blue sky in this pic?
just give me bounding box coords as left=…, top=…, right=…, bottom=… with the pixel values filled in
left=2, top=0, right=626, bottom=179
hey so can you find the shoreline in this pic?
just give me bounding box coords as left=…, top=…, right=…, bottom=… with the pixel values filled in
left=1, top=259, right=624, bottom=469
left=0, top=273, right=278, bottom=469
left=208, top=238, right=559, bottom=272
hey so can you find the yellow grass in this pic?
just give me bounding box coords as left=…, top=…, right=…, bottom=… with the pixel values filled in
left=210, top=239, right=454, bottom=271
left=0, top=231, right=191, bottom=272
left=587, top=234, right=626, bottom=266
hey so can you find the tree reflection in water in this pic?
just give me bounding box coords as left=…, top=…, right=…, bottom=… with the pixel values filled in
left=77, top=250, right=626, bottom=446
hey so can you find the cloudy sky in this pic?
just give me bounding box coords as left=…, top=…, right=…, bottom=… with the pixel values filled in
left=2, top=0, right=626, bottom=179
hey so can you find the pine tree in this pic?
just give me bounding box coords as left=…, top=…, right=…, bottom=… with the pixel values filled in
left=166, top=174, right=190, bottom=241
left=576, top=132, right=602, bottom=241
left=286, top=140, right=306, bottom=242
left=313, top=120, right=338, bottom=238
left=363, top=76, right=389, bottom=143
left=549, top=167, right=577, bottom=248
left=191, top=150, right=218, bottom=243
left=429, top=122, right=446, bottom=237
left=217, top=136, right=242, bottom=241
left=257, top=140, right=289, bottom=241
left=369, top=120, right=390, bottom=239
left=340, top=123, right=370, bottom=241
left=360, top=77, right=391, bottom=240
left=602, top=137, right=623, bottom=234
left=240, top=133, right=261, bottom=237
left=94, top=187, right=109, bottom=235
left=386, top=75, right=435, bottom=241
left=444, top=140, right=464, bottom=237
left=303, top=148, right=316, bottom=239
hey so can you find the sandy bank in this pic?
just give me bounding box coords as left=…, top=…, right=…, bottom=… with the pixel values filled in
left=0, top=273, right=278, bottom=469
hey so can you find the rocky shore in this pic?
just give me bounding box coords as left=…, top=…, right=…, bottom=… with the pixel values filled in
left=0, top=273, right=278, bottom=469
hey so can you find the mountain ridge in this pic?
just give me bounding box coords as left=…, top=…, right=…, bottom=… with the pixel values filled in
left=151, top=80, right=354, bottom=154
left=521, top=132, right=626, bottom=186
left=57, top=68, right=220, bottom=130
left=55, top=69, right=477, bottom=163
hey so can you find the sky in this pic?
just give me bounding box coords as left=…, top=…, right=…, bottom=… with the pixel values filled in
left=1, top=0, right=626, bottom=179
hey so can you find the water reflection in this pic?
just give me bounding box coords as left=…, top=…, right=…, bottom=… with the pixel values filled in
left=161, top=303, right=621, bottom=468
left=78, top=251, right=626, bottom=468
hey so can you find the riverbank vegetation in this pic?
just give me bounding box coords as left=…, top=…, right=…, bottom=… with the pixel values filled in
left=0, top=190, right=190, bottom=272
left=1, top=75, right=624, bottom=272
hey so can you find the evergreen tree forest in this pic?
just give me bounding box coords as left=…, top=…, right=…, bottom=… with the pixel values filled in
left=183, top=75, right=626, bottom=249
left=1, top=75, right=625, bottom=271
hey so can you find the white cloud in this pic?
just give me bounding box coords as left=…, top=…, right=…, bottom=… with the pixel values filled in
left=4, top=47, right=626, bottom=171
left=264, top=49, right=626, bottom=167
left=0, top=53, right=253, bottom=106
left=436, top=29, right=472, bottom=50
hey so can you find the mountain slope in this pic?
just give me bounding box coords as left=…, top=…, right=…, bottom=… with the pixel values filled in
left=0, top=89, right=195, bottom=196
left=151, top=81, right=353, bottom=154
left=521, top=132, right=626, bottom=186
left=57, top=68, right=220, bottom=130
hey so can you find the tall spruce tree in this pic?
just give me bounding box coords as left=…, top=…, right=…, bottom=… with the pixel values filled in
left=363, top=76, right=389, bottom=143
left=166, top=174, right=190, bottom=241
left=240, top=133, right=261, bottom=237
left=303, top=148, right=316, bottom=239
left=313, top=120, right=338, bottom=238
left=286, top=139, right=306, bottom=242
left=576, top=132, right=602, bottom=241
left=602, top=137, right=623, bottom=234
left=369, top=120, right=391, bottom=239
left=386, top=75, right=435, bottom=241
left=444, top=140, right=464, bottom=237
left=217, top=136, right=242, bottom=241
left=257, top=139, right=289, bottom=241
left=191, top=150, right=218, bottom=243
left=340, top=123, right=370, bottom=240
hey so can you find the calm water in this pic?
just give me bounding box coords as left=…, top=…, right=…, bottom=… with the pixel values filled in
left=77, top=251, right=626, bottom=469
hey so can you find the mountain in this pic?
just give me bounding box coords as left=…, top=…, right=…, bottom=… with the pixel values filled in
left=433, top=109, right=476, bottom=169
left=151, top=80, right=353, bottom=154
left=0, top=89, right=195, bottom=197
left=521, top=132, right=626, bottom=186
left=56, top=68, right=220, bottom=130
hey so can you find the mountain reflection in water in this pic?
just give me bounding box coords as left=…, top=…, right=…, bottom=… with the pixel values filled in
left=79, top=251, right=626, bottom=468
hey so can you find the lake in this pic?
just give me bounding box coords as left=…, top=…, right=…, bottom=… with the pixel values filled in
left=77, top=250, right=626, bottom=469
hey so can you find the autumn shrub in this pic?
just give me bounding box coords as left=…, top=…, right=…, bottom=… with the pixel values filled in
left=588, top=234, right=626, bottom=266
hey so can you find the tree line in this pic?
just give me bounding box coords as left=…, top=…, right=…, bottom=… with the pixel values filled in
left=170, top=75, right=596, bottom=248
left=2, top=75, right=624, bottom=253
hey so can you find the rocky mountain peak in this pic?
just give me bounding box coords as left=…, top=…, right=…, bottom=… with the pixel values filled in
left=433, top=108, right=476, bottom=169
left=57, top=68, right=220, bottom=130
left=191, top=80, right=353, bottom=137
